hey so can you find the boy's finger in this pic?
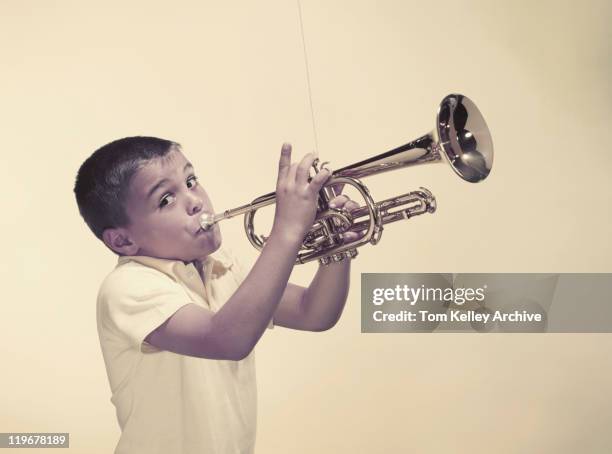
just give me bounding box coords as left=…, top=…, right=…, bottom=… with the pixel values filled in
left=296, top=152, right=316, bottom=185
left=328, top=194, right=349, bottom=209
left=277, top=143, right=292, bottom=185
left=308, top=168, right=332, bottom=193
left=341, top=232, right=359, bottom=243
left=287, top=162, right=299, bottom=186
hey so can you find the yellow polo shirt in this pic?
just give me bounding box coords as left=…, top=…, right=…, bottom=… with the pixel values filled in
left=96, top=247, right=273, bottom=454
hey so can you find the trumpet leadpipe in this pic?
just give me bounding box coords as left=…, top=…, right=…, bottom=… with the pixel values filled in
left=199, top=192, right=276, bottom=231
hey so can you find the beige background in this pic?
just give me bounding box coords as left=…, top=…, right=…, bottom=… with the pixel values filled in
left=1, top=0, right=611, bottom=452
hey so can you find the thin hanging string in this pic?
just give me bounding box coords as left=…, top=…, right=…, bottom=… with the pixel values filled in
left=297, top=0, right=319, bottom=155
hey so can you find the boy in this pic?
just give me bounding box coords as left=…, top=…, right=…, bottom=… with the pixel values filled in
left=74, top=136, right=360, bottom=454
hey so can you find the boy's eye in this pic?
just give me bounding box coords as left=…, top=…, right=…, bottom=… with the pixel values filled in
left=186, top=175, right=198, bottom=189
left=159, top=194, right=176, bottom=208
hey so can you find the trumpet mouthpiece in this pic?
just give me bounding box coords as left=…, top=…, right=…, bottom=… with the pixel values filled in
left=199, top=213, right=216, bottom=231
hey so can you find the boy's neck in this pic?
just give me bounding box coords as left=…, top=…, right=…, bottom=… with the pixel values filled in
left=191, top=258, right=207, bottom=282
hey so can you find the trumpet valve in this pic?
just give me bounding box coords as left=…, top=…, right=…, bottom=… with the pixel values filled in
left=303, top=208, right=352, bottom=251
left=319, top=248, right=359, bottom=266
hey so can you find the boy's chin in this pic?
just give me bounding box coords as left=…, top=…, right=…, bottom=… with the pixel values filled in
left=200, top=240, right=222, bottom=260
left=191, top=234, right=222, bottom=261
left=158, top=229, right=222, bottom=263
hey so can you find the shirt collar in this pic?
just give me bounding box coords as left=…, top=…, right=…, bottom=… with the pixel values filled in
left=116, top=248, right=233, bottom=281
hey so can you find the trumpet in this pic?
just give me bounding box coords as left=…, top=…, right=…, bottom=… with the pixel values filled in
left=200, top=94, right=493, bottom=265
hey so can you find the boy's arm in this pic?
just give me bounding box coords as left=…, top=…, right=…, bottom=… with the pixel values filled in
left=145, top=144, right=331, bottom=361
left=273, top=259, right=351, bottom=332
left=272, top=191, right=361, bottom=331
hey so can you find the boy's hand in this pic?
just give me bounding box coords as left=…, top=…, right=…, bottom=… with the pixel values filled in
left=327, top=189, right=366, bottom=244
left=272, top=143, right=331, bottom=242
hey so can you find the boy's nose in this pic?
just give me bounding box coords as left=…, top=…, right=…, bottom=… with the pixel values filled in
left=187, top=193, right=203, bottom=215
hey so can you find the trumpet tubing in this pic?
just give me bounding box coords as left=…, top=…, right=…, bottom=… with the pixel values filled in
left=348, top=188, right=436, bottom=234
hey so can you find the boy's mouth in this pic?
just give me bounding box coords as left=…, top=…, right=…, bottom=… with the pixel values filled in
left=194, top=213, right=215, bottom=235
left=195, top=225, right=215, bottom=236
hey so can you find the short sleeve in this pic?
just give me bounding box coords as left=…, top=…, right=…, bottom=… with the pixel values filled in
left=97, top=264, right=192, bottom=352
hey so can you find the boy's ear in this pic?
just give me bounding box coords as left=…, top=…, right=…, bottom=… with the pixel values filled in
left=102, top=227, right=139, bottom=256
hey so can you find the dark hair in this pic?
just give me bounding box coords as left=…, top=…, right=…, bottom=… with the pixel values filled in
left=74, top=136, right=180, bottom=240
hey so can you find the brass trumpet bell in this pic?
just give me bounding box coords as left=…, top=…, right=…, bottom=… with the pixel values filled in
left=333, top=94, right=493, bottom=183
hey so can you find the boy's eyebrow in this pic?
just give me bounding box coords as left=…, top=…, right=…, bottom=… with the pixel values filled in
left=146, top=163, right=195, bottom=200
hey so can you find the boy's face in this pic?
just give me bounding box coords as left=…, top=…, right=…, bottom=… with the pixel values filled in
left=121, top=147, right=222, bottom=262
